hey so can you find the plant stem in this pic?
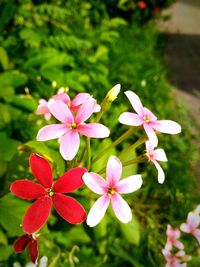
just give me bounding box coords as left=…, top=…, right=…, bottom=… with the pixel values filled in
left=93, top=126, right=140, bottom=163
left=86, top=137, right=91, bottom=170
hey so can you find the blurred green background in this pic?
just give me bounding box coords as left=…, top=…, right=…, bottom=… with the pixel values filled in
left=0, top=0, right=199, bottom=266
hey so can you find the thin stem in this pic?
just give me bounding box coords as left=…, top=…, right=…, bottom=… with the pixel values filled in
left=93, top=126, right=140, bottom=163
left=86, top=137, right=91, bottom=170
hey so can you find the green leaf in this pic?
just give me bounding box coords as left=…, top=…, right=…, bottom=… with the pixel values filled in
left=0, top=47, right=9, bottom=70
left=0, top=244, right=13, bottom=261
left=11, top=94, right=37, bottom=112
left=0, top=132, right=20, bottom=162
left=0, top=86, right=15, bottom=102
left=118, top=148, right=138, bottom=179
left=0, top=70, right=27, bottom=90
left=0, top=103, right=11, bottom=126
left=0, top=230, right=8, bottom=245
left=119, top=214, right=140, bottom=245
left=0, top=194, right=29, bottom=237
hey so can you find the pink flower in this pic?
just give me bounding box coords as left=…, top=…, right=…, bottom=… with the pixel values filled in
left=36, top=99, right=51, bottom=121
left=119, top=91, right=181, bottom=147
left=180, top=211, right=200, bottom=244
left=37, top=100, right=109, bottom=160
left=145, top=141, right=167, bottom=183
left=83, top=156, right=142, bottom=227
left=165, top=225, right=184, bottom=251
left=162, top=249, right=187, bottom=267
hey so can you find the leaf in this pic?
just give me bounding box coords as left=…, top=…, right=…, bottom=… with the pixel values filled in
left=0, top=86, right=15, bottom=102
left=0, top=244, right=13, bottom=261
left=119, top=214, right=140, bottom=245
left=0, top=132, right=20, bottom=162
left=11, top=94, right=37, bottom=112
left=0, top=103, right=11, bottom=126
left=118, top=147, right=138, bottom=179
left=0, top=47, right=9, bottom=70
left=0, top=230, right=7, bottom=245
left=0, top=194, right=29, bottom=236
left=0, top=70, right=27, bottom=90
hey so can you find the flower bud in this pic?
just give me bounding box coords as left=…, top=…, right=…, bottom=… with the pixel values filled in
left=106, top=84, right=121, bottom=103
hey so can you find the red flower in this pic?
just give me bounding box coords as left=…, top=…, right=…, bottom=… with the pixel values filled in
left=10, top=153, right=87, bottom=234
left=14, top=234, right=38, bottom=263
left=137, top=1, right=147, bottom=9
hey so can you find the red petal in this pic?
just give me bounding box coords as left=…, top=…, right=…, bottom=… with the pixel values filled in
left=28, top=239, right=38, bottom=263
left=29, top=153, right=53, bottom=188
left=53, top=167, right=86, bottom=193
left=22, top=196, right=52, bottom=234
left=53, top=193, right=86, bottom=224
left=10, top=180, right=46, bottom=200
left=13, top=235, right=30, bottom=253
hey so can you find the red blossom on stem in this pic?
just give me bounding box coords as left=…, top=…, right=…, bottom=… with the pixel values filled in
left=10, top=153, right=87, bottom=234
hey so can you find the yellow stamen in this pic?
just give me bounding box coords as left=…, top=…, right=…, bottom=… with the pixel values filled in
left=70, top=123, right=77, bottom=129
left=48, top=188, right=55, bottom=197
left=107, top=188, right=115, bottom=196
left=143, top=116, right=150, bottom=123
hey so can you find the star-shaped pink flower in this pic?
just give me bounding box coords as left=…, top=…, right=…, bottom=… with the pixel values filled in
left=165, top=225, right=184, bottom=251
left=145, top=141, right=167, bottom=184
left=119, top=91, right=181, bottom=147
left=162, top=249, right=187, bottom=267
left=83, top=156, right=142, bottom=227
left=37, top=99, right=109, bottom=160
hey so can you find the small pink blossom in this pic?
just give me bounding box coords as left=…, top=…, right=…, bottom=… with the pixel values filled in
left=119, top=91, right=181, bottom=147
left=162, top=249, right=187, bottom=267
left=165, top=225, right=184, bottom=251
left=180, top=211, right=200, bottom=244
left=36, top=99, right=51, bottom=121
left=37, top=99, right=109, bottom=160
left=83, top=156, right=142, bottom=227
left=145, top=141, right=167, bottom=184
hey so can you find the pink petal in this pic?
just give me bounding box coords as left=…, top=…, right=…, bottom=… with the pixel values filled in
left=44, top=113, right=51, bottom=121
left=53, top=193, right=86, bottom=224
left=86, top=194, right=110, bottom=227
left=94, top=103, right=101, bottom=112
left=152, top=120, right=181, bottom=134
left=37, top=124, right=68, bottom=141
left=53, top=93, right=70, bottom=105
left=154, top=148, right=168, bottom=162
left=180, top=223, right=190, bottom=233
left=36, top=100, right=49, bottom=115
left=193, top=229, right=200, bottom=244
left=145, top=141, right=154, bottom=154
left=59, top=130, right=80, bottom=160
left=48, top=99, right=74, bottom=124
left=29, top=153, right=53, bottom=188
left=143, top=123, right=158, bottom=147
left=82, top=172, right=108, bottom=195
left=71, top=93, right=91, bottom=106
left=118, top=112, right=143, bottom=126
left=124, top=91, right=144, bottom=115
left=22, top=196, right=52, bottom=234
left=115, top=175, right=142, bottom=194
left=78, top=123, right=110, bottom=138
left=187, top=212, right=200, bottom=229
left=53, top=167, right=86, bottom=193
left=111, top=193, right=132, bottom=223
left=75, top=100, right=96, bottom=124
left=10, top=180, right=46, bottom=200
left=153, top=161, right=165, bottom=184
left=143, top=107, right=157, bottom=121
left=106, top=156, right=122, bottom=187
left=173, top=240, right=184, bottom=250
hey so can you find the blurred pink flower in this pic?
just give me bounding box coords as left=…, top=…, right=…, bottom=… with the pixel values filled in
left=180, top=211, right=200, bottom=244
left=36, top=99, right=51, bottom=121
left=83, top=156, right=142, bottom=227
left=162, top=249, right=187, bottom=267
left=119, top=91, right=181, bottom=147
left=37, top=99, right=109, bottom=160
left=165, top=225, right=184, bottom=251
left=145, top=141, right=167, bottom=183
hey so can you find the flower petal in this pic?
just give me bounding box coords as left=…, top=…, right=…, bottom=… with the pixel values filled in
left=145, top=141, right=154, bottom=153
left=22, top=196, right=52, bottom=234
left=28, top=239, right=38, bottom=263
left=124, top=91, right=144, bottom=115
left=14, top=235, right=30, bottom=253
left=53, top=167, right=87, bottom=193
left=187, top=212, right=200, bottom=229
left=143, top=123, right=158, bottom=147
left=153, top=161, right=165, bottom=184
left=78, top=123, right=110, bottom=138
left=30, top=154, right=53, bottom=188
left=53, top=93, right=70, bottom=105
left=118, top=112, right=143, bottom=126
left=52, top=193, right=86, bottom=224
left=48, top=99, right=74, bottom=124
left=36, top=99, right=49, bottom=115
left=180, top=223, right=190, bottom=233
left=106, top=156, right=122, bottom=187
left=10, top=180, right=46, bottom=200
left=154, top=148, right=167, bottom=162
left=111, top=193, right=132, bottom=223
left=37, top=124, right=68, bottom=141
left=59, top=130, right=80, bottom=160
left=152, top=120, right=181, bottom=134
left=115, top=175, right=142, bottom=194
left=71, top=93, right=91, bottom=107
left=86, top=194, right=110, bottom=227
left=83, top=172, right=108, bottom=195
left=193, top=229, right=200, bottom=244
left=75, top=100, right=96, bottom=124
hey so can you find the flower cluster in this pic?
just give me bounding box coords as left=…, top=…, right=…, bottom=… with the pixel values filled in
left=162, top=206, right=200, bottom=266
left=10, top=85, right=182, bottom=263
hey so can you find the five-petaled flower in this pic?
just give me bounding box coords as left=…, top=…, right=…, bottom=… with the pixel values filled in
left=37, top=99, right=109, bottom=160
left=14, top=233, right=38, bottom=263
left=119, top=91, right=181, bottom=147
left=83, top=156, right=142, bottom=227
left=180, top=211, right=200, bottom=244
left=145, top=141, right=167, bottom=184
left=165, top=225, right=184, bottom=251
left=162, top=249, right=187, bottom=267
left=10, top=153, right=87, bottom=234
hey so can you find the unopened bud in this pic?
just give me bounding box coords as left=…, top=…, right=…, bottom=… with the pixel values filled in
left=106, top=84, right=121, bottom=102
left=52, top=80, right=57, bottom=88
left=57, top=86, right=69, bottom=94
